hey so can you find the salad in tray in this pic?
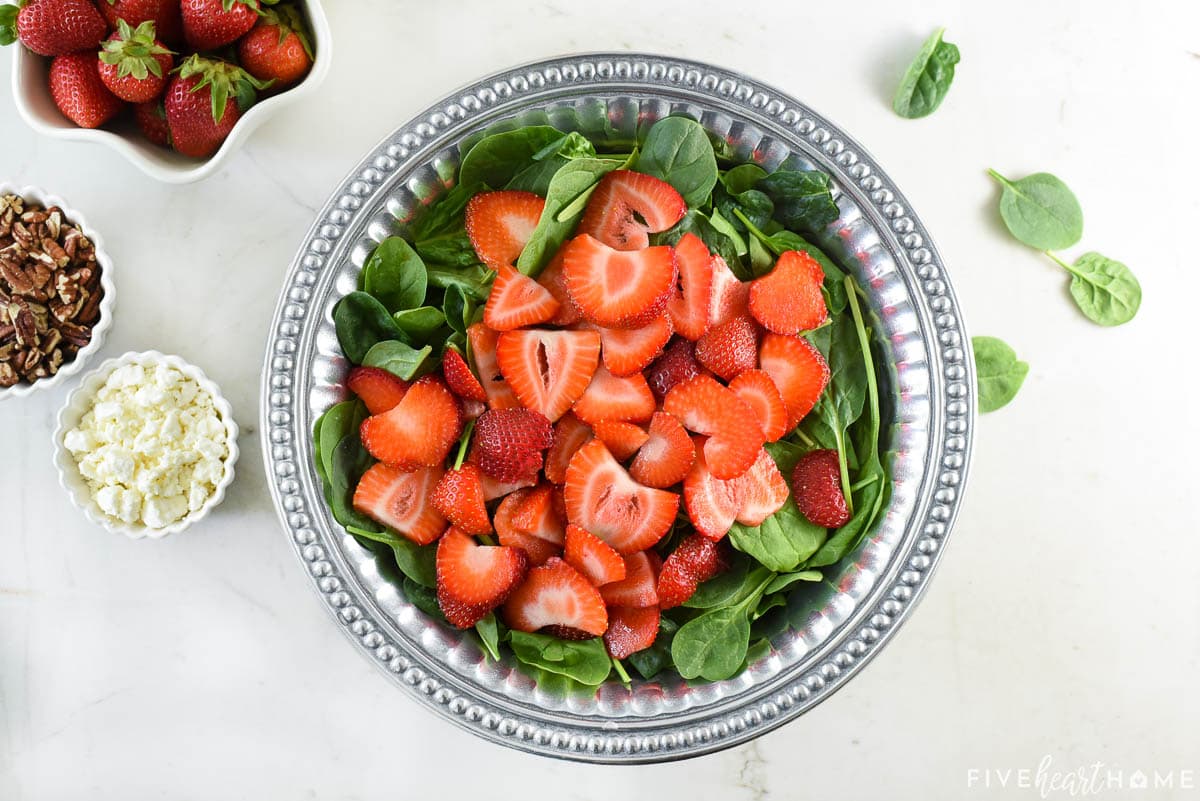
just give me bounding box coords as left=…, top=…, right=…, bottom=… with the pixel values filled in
left=311, top=116, right=890, bottom=686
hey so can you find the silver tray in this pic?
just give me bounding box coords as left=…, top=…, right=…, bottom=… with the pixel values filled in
left=261, top=54, right=975, bottom=763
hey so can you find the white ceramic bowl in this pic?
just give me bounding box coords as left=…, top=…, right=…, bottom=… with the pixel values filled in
left=0, top=183, right=116, bottom=401
left=53, top=350, right=240, bottom=539
left=10, top=0, right=331, bottom=184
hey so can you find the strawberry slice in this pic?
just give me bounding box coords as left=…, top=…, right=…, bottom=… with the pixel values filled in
left=595, top=314, right=674, bottom=377
left=663, top=374, right=762, bottom=480
left=591, top=420, right=649, bottom=461
left=708, top=254, right=750, bottom=327
left=657, top=534, right=728, bottom=609
left=495, top=489, right=563, bottom=565
left=465, top=190, right=545, bottom=270
left=729, top=369, right=790, bottom=442
left=441, top=347, right=488, bottom=403
left=564, top=523, right=627, bottom=586
left=732, top=448, right=790, bottom=525
left=503, top=557, right=609, bottom=637
left=645, top=338, right=702, bottom=401
left=628, top=411, right=695, bottom=488
left=496, top=328, right=601, bottom=422
left=471, top=408, right=554, bottom=483
left=346, top=366, right=408, bottom=415
left=564, top=439, right=679, bottom=554
left=758, top=333, right=831, bottom=427
left=561, top=234, right=676, bottom=328
left=431, top=464, right=492, bottom=536
left=508, top=483, right=566, bottom=545
left=544, top=412, right=593, bottom=485
left=682, top=436, right=742, bottom=540
left=360, top=376, right=463, bottom=470
left=466, top=323, right=521, bottom=410
left=666, top=232, right=713, bottom=340
left=604, top=605, right=660, bottom=659
left=576, top=170, right=686, bottom=251
left=536, top=252, right=582, bottom=326
left=791, top=449, right=851, bottom=527
left=483, top=264, right=561, bottom=331
left=476, top=469, right=537, bottom=502
left=599, top=551, right=661, bottom=608
left=437, top=527, right=529, bottom=628
left=352, top=463, right=447, bottom=545
left=572, top=365, right=656, bottom=425
left=749, top=250, right=829, bottom=335
left=694, top=315, right=759, bottom=382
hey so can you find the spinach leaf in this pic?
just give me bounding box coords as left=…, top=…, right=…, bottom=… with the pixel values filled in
left=987, top=169, right=1084, bottom=250
left=328, top=434, right=379, bottom=532
left=508, top=631, right=612, bottom=685
left=442, top=284, right=476, bottom=336
left=316, top=400, right=367, bottom=484
left=708, top=207, right=750, bottom=257
left=807, top=472, right=885, bottom=567
left=763, top=570, right=823, bottom=595
left=671, top=572, right=772, bottom=681
left=334, top=292, right=407, bottom=364
left=972, top=335, right=1029, bottom=412
left=892, top=27, right=961, bottom=119
left=728, top=496, right=827, bottom=572
left=714, top=182, right=774, bottom=233
left=415, top=231, right=480, bottom=268
left=516, top=157, right=626, bottom=276
left=459, top=126, right=573, bottom=191
left=1049, top=251, right=1141, bottom=326
left=410, top=182, right=475, bottom=241
left=361, top=237, right=428, bottom=314
left=391, top=306, right=446, bottom=343
left=635, top=116, right=719, bottom=207
left=683, top=555, right=754, bottom=609
left=475, top=613, right=503, bottom=661
left=757, top=170, right=839, bottom=233
left=506, top=131, right=598, bottom=195
left=426, top=264, right=492, bottom=300
left=391, top=538, right=437, bottom=587
left=627, top=617, right=677, bottom=680
left=403, top=576, right=443, bottom=617
left=362, top=340, right=435, bottom=381
left=721, top=163, right=768, bottom=195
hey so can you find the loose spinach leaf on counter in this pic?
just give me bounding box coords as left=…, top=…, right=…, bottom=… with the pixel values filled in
left=987, top=169, right=1084, bottom=251
left=635, top=116, right=719, bottom=207
left=361, top=237, right=428, bottom=314
left=509, top=631, right=612, bottom=685
left=892, top=27, right=961, bottom=119
left=972, top=335, right=1029, bottom=413
left=334, top=291, right=408, bottom=363
left=757, top=170, right=839, bottom=233
left=362, top=340, right=435, bottom=381
left=1050, top=251, right=1142, bottom=326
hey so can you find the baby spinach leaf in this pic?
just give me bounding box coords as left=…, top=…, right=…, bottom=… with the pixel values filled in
left=516, top=157, right=626, bottom=276
left=714, top=183, right=774, bottom=233
left=475, top=613, right=503, bottom=661
left=987, top=169, right=1084, bottom=250
left=672, top=604, right=752, bottom=681
left=892, top=27, right=961, bottom=119
left=426, top=264, right=492, bottom=300
left=728, top=496, right=828, bottom=572
left=684, top=556, right=754, bottom=609
left=1053, top=251, right=1142, bottom=326
left=806, top=470, right=885, bottom=567
left=509, top=631, right=612, bottom=685
left=415, top=231, right=480, bottom=268
left=334, top=292, right=407, bottom=364
left=972, top=335, right=1029, bottom=412
left=391, top=538, right=437, bottom=587
left=328, top=435, right=379, bottom=533
left=402, top=576, right=443, bottom=617
left=757, top=170, right=839, bottom=233
left=362, top=340, right=435, bottom=381
left=362, top=237, right=428, bottom=314
left=316, top=400, right=367, bottom=483
left=627, top=617, right=677, bottom=680
left=654, top=209, right=748, bottom=279
left=708, top=208, right=750, bottom=257
left=721, top=163, right=768, bottom=195
left=506, top=131, right=598, bottom=195
left=763, top=570, right=823, bottom=595
left=410, top=182, right=475, bottom=241
left=442, top=284, right=476, bottom=336
left=752, top=593, right=787, bottom=621
left=391, top=306, right=446, bottom=343
left=459, top=126, right=572, bottom=191
left=636, top=116, right=719, bottom=207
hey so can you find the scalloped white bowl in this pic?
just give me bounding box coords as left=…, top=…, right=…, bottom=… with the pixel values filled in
left=53, top=351, right=240, bottom=539
left=10, top=0, right=331, bottom=184
left=0, top=183, right=116, bottom=401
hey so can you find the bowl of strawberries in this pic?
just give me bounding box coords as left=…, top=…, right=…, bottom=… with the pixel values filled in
left=3, top=0, right=330, bottom=183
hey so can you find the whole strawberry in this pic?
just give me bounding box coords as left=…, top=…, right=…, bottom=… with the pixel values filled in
left=134, top=100, right=170, bottom=146
left=97, top=0, right=183, bottom=46
left=98, top=20, right=174, bottom=103
left=471, top=408, right=554, bottom=483
left=180, top=0, right=259, bottom=51
left=0, top=0, right=105, bottom=56
left=163, top=54, right=267, bottom=158
left=237, top=5, right=313, bottom=89
left=49, top=50, right=124, bottom=128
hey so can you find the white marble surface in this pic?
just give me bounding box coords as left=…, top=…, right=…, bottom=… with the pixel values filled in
left=3, top=1, right=1199, bottom=798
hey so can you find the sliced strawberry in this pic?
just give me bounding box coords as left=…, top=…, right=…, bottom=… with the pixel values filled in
left=572, top=366, right=656, bottom=425
left=544, top=412, right=592, bottom=485
left=476, top=469, right=537, bottom=502
left=749, top=250, right=829, bottom=335
left=576, top=170, right=686, bottom=251
left=791, top=449, right=851, bottom=527
left=595, top=314, right=673, bottom=377
left=564, top=524, right=627, bottom=586
left=495, top=489, right=563, bottom=565
left=441, top=347, right=488, bottom=403
left=694, top=315, right=759, bottom=382
left=604, top=605, right=660, bottom=659
left=467, top=323, right=521, bottom=410
left=536, top=252, right=582, bottom=326
left=645, top=338, right=702, bottom=401
left=503, top=557, right=609, bottom=637
left=564, top=439, right=679, bottom=554
left=472, top=408, right=553, bottom=483
left=465, top=190, right=545, bottom=270
left=708, top=254, right=751, bottom=327
left=657, top=534, right=728, bottom=609
left=360, top=376, right=463, bottom=470
left=437, top=527, right=528, bottom=628
left=682, top=436, right=742, bottom=540
left=591, top=420, right=649, bottom=462
left=729, top=369, right=790, bottom=442
left=483, top=264, right=561, bottom=331
left=599, top=551, right=661, bottom=608
left=496, top=328, right=601, bottom=422
left=508, top=483, right=566, bottom=545
left=561, top=234, right=676, bottom=328
left=758, top=333, right=831, bottom=427
left=667, top=232, right=713, bottom=340
left=346, top=366, right=408, bottom=415
left=353, top=463, right=446, bottom=545
left=628, top=411, right=696, bottom=489
left=663, top=374, right=762, bottom=480
left=431, top=464, right=492, bottom=536
left=460, top=399, right=487, bottom=421
left=733, top=448, right=789, bottom=525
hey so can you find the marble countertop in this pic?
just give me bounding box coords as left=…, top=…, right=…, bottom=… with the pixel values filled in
left=3, top=1, right=1198, bottom=798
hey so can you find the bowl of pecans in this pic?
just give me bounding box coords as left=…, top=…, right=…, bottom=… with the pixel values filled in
left=0, top=184, right=115, bottom=400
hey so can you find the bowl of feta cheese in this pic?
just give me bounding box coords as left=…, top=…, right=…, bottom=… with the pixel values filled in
left=54, top=351, right=239, bottom=538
